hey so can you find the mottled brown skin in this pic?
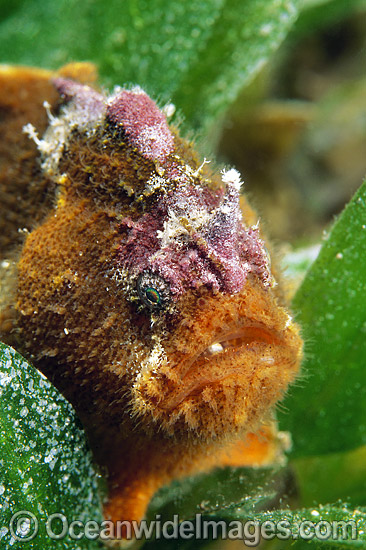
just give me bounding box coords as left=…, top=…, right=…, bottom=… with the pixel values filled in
left=0, top=63, right=97, bottom=255
left=0, top=64, right=303, bottom=540
left=0, top=64, right=98, bottom=339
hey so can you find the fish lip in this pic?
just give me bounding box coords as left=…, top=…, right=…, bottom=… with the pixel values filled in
left=158, top=324, right=286, bottom=411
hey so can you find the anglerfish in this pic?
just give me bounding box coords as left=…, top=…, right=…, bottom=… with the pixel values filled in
left=0, top=64, right=303, bottom=539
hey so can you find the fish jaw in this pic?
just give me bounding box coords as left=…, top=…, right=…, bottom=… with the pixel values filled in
left=130, top=280, right=302, bottom=442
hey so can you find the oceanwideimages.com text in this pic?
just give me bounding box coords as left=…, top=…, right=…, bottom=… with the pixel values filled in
left=5, top=511, right=359, bottom=545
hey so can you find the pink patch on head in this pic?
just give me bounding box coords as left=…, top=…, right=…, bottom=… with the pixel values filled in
left=106, top=89, right=174, bottom=162
left=52, top=78, right=105, bottom=120
left=116, top=179, right=272, bottom=302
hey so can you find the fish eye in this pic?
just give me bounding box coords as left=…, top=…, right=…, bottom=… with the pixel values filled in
left=144, top=287, right=161, bottom=307
left=137, top=271, right=171, bottom=311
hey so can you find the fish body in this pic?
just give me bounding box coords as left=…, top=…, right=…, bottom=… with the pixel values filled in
left=0, top=64, right=302, bottom=537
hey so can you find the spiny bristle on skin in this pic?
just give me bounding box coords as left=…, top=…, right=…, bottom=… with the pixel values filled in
left=221, top=168, right=243, bottom=192
left=23, top=86, right=105, bottom=177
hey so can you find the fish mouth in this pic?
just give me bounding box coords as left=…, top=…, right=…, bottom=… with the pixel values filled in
left=202, top=326, right=280, bottom=355
left=160, top=325, right=285, bottom=411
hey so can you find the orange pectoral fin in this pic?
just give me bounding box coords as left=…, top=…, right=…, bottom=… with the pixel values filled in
left=103, top=476, right=160, bottom=540
left=216, top=423, right=290, bottom=468
left=101, top=422, right=288, bottom=544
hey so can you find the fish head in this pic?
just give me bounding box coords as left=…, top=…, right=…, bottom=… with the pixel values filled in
left=19, top=80, right=302, bottom=445
left=114, top=167, right=302, bottom=442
